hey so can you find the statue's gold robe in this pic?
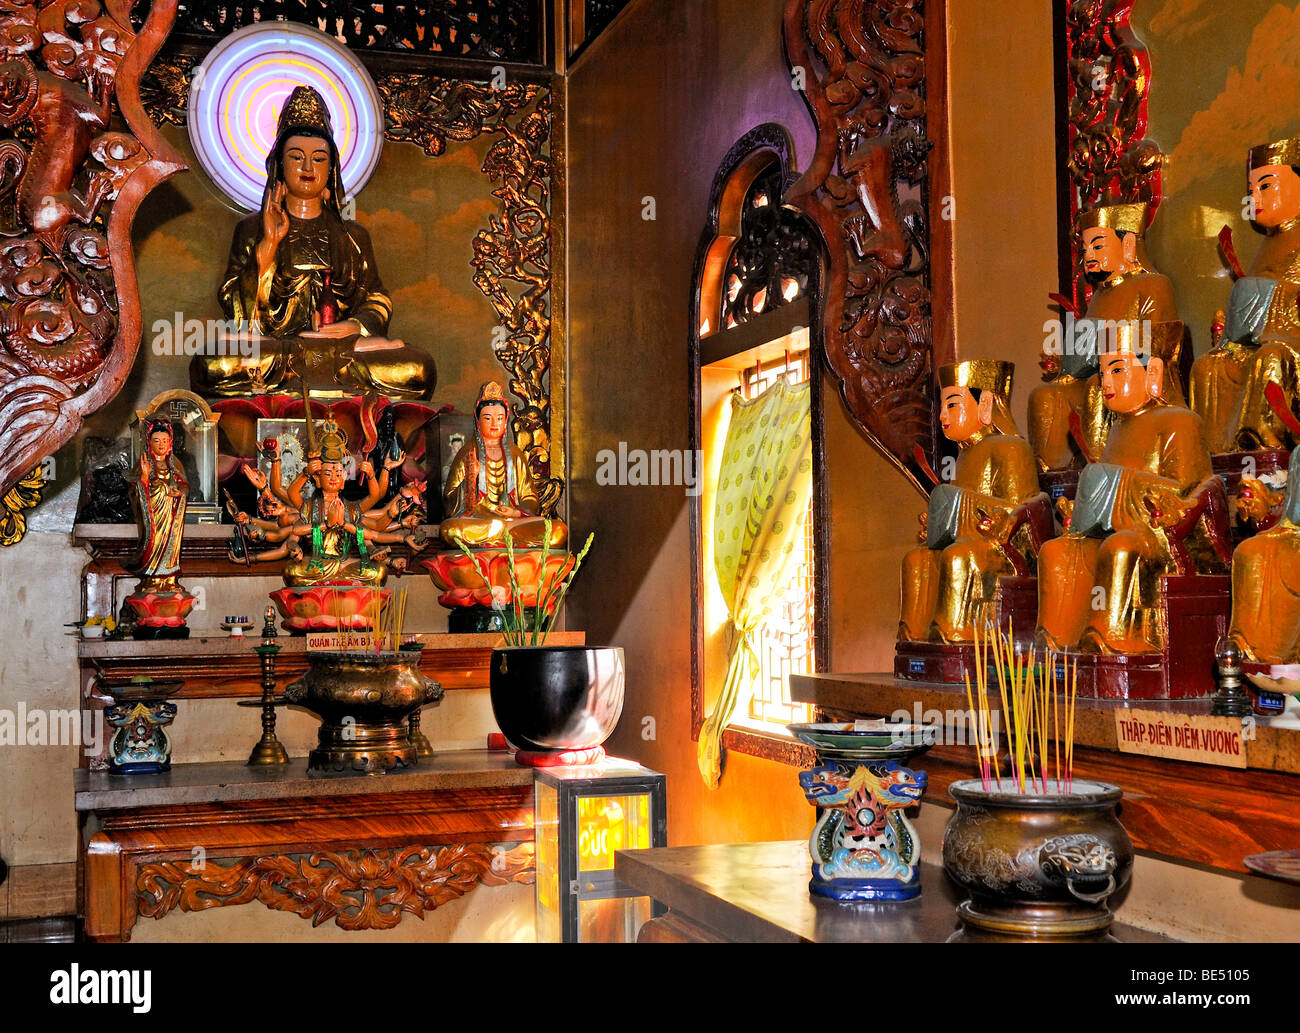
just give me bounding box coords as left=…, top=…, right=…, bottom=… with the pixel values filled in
left=1194, top=219, right=1300, bottom=450
left=193, top=211, right=435, bottom=399
left=440, top=442, right=567, bottom=550
left=1030, top=271, right=1182, bottom=471
left=1036, top=402, right=1216, bottom=653
left=899, top=430, right=1043, bottom=643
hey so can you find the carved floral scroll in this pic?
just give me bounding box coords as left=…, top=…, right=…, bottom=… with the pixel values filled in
left=782, top=0, right=939, bottom=492
left=0, top=0, right=186, bottom=545
left=137, top=842, right=535, bottom=931
left=140, top=66, right=563, bottom=514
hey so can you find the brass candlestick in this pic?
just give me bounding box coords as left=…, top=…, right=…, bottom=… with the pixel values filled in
left=242, top=642, right=290, bottom=765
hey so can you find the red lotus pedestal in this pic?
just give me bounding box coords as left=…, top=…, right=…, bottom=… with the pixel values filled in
left=269, top=584, right=391, bottom=635
left=126, top=585, right=197, bottom=640
left=423, top=549, right=573, bottom=609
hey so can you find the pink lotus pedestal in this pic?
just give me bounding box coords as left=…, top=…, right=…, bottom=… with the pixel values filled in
left=126, top=586, right=197, bottom=640
left=269, top=584, right=391, bottom=635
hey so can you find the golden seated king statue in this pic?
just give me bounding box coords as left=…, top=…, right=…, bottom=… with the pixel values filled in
left=1036, top=332, right=1231, bottom=656
left=898, top=360, right=1050, bottom=647
left=192, top=85, right=435, bottom=401
left=1029, top=202, right=1185, bottom=475
left=1192, top=134, right=1300, bottom=452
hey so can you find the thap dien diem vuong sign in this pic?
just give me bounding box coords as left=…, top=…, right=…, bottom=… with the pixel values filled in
left=1113, top=708, right=1248, bottom=769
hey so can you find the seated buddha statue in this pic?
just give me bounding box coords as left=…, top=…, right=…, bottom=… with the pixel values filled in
left=1227, top=448, right=1300, bottom=664
left=1193, top=134, right=1300, bottom=451
left=1029, top=202, right=1184, bottom=472
left=439, top=381, right=567, bottom=550
left=1036, top=331, right=1228, bottom=654
left=898, top=361, right=1047, bottom=644
left=192, top=85, right=435, bottom=401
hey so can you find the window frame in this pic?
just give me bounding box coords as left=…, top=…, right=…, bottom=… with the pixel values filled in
left=688, top=123, right=829, bottom=769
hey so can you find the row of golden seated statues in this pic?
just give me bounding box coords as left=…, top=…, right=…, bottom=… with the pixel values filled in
left=899, top=132, right=1300, bottom=671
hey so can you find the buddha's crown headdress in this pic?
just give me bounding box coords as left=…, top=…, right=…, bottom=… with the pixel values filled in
left=1079, top=202, right=1149, bottom=236
left=474, top=380, right=511, bottom=416
left=277, top=85, right=334, bottom=140
left=317, top=418, right=349, bottom=463
left=1250, top=134, right=1300, bottom=170
left=937, top=360, right=1013, bottom=400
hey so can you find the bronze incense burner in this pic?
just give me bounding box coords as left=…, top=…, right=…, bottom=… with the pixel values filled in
left=284, top=650, right=442, bottom=775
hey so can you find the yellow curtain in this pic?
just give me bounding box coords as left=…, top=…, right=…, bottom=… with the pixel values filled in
left=698, top=375, right=813, bottom=788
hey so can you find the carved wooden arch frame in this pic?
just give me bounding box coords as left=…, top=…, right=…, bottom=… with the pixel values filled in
left=687, top=122, right=826, bottom=771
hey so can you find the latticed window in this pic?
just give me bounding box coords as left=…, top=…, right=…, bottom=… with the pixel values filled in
left=735, top=346, right=815, bottom=730
left=691, top=125, right=825, bottom=777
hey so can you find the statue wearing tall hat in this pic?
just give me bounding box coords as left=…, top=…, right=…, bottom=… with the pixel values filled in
left=1036, top=327, right=1229, bottom=655
left=899, top=360, right=1048, bottom=645
left=1029, top=201, right=1185, bottom=472
left=1193, top=134, right=1300, bottom=451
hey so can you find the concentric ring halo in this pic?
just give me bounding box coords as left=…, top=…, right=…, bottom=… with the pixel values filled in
left=187, top=22, right=384, bottom=212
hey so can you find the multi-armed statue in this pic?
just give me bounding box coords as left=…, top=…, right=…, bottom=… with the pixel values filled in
left=230, top=417, right=427, bottom=632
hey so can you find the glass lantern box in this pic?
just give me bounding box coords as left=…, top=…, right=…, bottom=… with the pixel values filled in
left=534, top=759, right=667, bottom=943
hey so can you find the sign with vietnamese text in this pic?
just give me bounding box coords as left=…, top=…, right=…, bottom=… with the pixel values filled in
left=1113, top=709, right=1247, bottom=769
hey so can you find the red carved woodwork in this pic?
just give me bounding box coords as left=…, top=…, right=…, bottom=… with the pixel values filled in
left=84, top=784, right=536, bottom=941
left=1061, top=0, right=1163, bottom=301
left=0, top=0, right=186, bottom=543
left=137, top=842, right=535, bottom=932
left=782, top=0, right=950, bottom=492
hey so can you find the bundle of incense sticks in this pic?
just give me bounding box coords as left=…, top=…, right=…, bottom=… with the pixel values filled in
left=968, top=620, right=1078, bottom=794
left=363, top=586, right=408, bottom=653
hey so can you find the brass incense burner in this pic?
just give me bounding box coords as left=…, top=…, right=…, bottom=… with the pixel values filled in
left=283, top=650, right=442, bottom=775
left=941, top=778, right=1133, bottom=938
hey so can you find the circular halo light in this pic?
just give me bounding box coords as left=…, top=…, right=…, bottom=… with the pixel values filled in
left=188, top=23, right=384, bottom=213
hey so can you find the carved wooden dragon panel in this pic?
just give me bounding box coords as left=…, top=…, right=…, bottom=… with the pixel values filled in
left=782, top=0, right=940, bottom=493
left=0, top=0, right=185, bottom=545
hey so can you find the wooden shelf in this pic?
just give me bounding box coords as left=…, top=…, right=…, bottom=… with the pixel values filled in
left=81, top=631, right=586, bottom=701
left=791, top=672, right=1300, bottom=776
left=74, top=522, right=441, bottom=576
left=792, top=672, right=1300, bottom=875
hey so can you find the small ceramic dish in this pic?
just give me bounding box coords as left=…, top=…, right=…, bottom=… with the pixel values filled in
left=787, top=721, right=938, bottom=752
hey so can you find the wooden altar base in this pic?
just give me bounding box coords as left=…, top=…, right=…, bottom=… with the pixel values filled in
left=1054, top=574, right=1231, bottom=701
left=894, top=576, right=1038, bottom=682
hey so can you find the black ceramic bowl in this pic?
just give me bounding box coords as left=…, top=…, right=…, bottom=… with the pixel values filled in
left=489, top=645, right=625, bottom=753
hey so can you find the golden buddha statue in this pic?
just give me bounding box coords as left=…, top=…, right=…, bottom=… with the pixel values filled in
left=1036, top=331, right=1226, bottom=654
left=192, top=86, right=435, bottom=400
left=898, top=361, right=1046, bottom=644
left=440, top=381, right=567, bottom=550
left=1192, top=135, right=1300, bottom=451
left=1029, top=203, right=1184, bottom=472
left=1227, top=449, right=1300, bottom=664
